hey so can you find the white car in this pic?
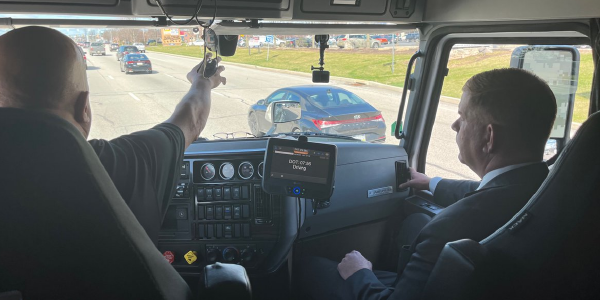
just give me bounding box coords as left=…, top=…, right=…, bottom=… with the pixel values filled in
left=188, top=40, right=205, bottom=46
left=133, top=43, right=146, bottom=53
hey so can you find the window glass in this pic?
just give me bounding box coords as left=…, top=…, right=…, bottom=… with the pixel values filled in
left=126, top=54, right=148, bottom=60
left=267, top=91, right=286, bottom=104
left=286, top=93, right=301, bottom=101
left=427, top=44, right=593, bottom=180
left=75, top=29, right=417, bottom=144
left=336, top=91, right=367, bottom=106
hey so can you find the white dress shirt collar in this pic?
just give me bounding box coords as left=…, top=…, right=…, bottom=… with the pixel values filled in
left=476, top=162, right=539, bottom=190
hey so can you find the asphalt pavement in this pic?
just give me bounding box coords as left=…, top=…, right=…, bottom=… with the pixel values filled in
left=85, top=47, right=478, bottom=180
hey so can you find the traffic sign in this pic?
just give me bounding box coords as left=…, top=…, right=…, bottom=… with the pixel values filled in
left=265, top=35, right=274, bottom=43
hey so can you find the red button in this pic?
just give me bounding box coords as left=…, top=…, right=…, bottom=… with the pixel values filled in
left=163, top=251, right=175, bottom=264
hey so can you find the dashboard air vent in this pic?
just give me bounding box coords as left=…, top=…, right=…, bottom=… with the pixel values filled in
left=253, top=185, right=272, bottom=224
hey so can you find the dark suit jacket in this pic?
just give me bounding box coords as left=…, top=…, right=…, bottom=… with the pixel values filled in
left=341, top=163, right=549, bottom=300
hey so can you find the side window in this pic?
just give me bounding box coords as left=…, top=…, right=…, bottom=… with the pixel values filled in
left=286, top=93, right=301, bottom=101
left=336, top=91, right=367, bottom=105
left=267, top=91, right=286, bottom=104
left=426, top=43, right=593, bottom=180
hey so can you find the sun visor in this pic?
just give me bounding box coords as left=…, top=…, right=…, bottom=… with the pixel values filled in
left=211, top=21, right=416, bottom=36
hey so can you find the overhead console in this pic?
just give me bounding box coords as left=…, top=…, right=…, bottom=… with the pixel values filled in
left=0, top=0, right=132, bottom=15
left=132, top=0, right=292, bottom=20
left=0, top=0, right=423, bottom=25
left=296, top=0, right=423, bottom=22
left=131, top=0, right=423, bottom=22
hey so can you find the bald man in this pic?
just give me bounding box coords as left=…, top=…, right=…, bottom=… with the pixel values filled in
left=0, top=26, right=226, bottom=243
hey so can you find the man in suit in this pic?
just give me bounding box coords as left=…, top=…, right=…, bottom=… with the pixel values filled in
left=296, top=68, right=557, bottom=300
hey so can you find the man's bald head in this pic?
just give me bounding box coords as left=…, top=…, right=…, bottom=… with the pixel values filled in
left=0, top=26, right=91, bottom=136
left=0, top=26, right=88, bottom=110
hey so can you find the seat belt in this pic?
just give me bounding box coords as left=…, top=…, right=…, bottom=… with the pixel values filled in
left=393, top=244, right=414, bottom=286
left=546, top=146, right=564, bottom=167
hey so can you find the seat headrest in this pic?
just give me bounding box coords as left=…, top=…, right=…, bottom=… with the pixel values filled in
left=0, top=108, right=191, bottom=300
left=475, top=111, right=600, bottom=298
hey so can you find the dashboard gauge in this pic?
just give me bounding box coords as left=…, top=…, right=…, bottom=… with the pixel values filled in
left=200, top=163, right=216, bottom=181
left=220, top=162, right=235, bottom=180
left=238, top=162, right=254, bottom=180
left=258, top=162, right=264, bottom=178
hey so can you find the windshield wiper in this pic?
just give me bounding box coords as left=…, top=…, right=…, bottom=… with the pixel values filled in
left=264, top=132, right=361, bottom=141
left=213, top=132, right=256, bottom=140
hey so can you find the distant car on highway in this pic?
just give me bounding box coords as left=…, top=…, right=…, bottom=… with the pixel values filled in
left=404, top=32, right=419, bottom=42
left=286, top=37, right=313, bottom=48
left=89, top=42, right=106, bottom=56
left=328, top=36, right=337, bottom=46
left=188, top=40, right=205, bottom=46
left=120, top=53, right=152, bottom=74
left=335, top=34, right=383, bottom=48
left=147, top=39, right=161, bottom=45
left=133, top=43, right=146, bottom=53
left=247, top=86, right=386, bottom=143
left=83, top=41, right=90, bottom=48
left=371, top=35, right=390, bottom=45
left=116, top=45, right=140, bottom=61
left=110, top=43, right=119, bottom=52
left=80, top=47, right=87, bottom=70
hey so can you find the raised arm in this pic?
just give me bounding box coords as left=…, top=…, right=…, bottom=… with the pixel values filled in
left=165, top=53, right=227, bottom=148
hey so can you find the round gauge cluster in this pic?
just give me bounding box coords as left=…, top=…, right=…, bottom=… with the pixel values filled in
left=199, top=161, right=262, bottom=181
left=200, top=163, right=216, bottom=181
left=238, top=162, right=254, bottom=180
left=258, top=162, right=264, bottom=178
left=220, top=162, right=235, bottom=180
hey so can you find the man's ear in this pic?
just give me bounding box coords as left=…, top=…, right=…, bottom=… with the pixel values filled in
left=485, top=124, right=495, bottom=153
left=73, top=91, right=91, bottom=131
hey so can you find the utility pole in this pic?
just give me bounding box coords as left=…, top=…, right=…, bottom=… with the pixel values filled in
left=392, top=33, right=395, bottom=73
left=247, top=35, right=250, bottom=55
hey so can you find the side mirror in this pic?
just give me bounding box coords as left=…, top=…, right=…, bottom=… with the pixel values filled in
left=257, top=99, right=265, bottom=106
left=265, top=100, right=301, bottom=124
left=510, top=45, right=580, bottom=146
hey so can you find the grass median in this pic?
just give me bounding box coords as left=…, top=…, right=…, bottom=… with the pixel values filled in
left=147, top=45, right=592, bottom=123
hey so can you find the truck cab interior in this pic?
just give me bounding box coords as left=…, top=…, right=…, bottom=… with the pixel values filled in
left=0, top=0, right=599, bottom=299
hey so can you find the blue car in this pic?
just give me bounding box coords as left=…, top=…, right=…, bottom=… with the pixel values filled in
left=248, top=86, right=386, bottom=143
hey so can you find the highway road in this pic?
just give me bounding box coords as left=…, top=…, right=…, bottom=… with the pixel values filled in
left=86, top=48, right=478, bottom=180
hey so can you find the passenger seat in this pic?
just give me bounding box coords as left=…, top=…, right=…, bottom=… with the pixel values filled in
left=422, top=111, right=600, bottom=300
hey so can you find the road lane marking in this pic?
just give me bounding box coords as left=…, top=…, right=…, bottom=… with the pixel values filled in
left=213, top=92, right=225, bottom=97
left=165, top=74, right=175, bottom=78
left=128, top=92, right=141, bottom=102
left=107, top=75, right=114, bottom=80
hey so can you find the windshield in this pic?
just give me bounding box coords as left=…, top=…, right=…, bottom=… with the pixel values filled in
left=124, top=54, right=148, bottom=60
left=122, top=46, right=138, bottom=52
left=91, top=42, right=103, bottom=46
left=53, top=28, right=413, bottom=144
left=305, top=87, right=369, bottom=109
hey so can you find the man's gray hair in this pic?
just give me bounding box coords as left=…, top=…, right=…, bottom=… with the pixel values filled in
left=463, top=68, right=557, bottom=151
